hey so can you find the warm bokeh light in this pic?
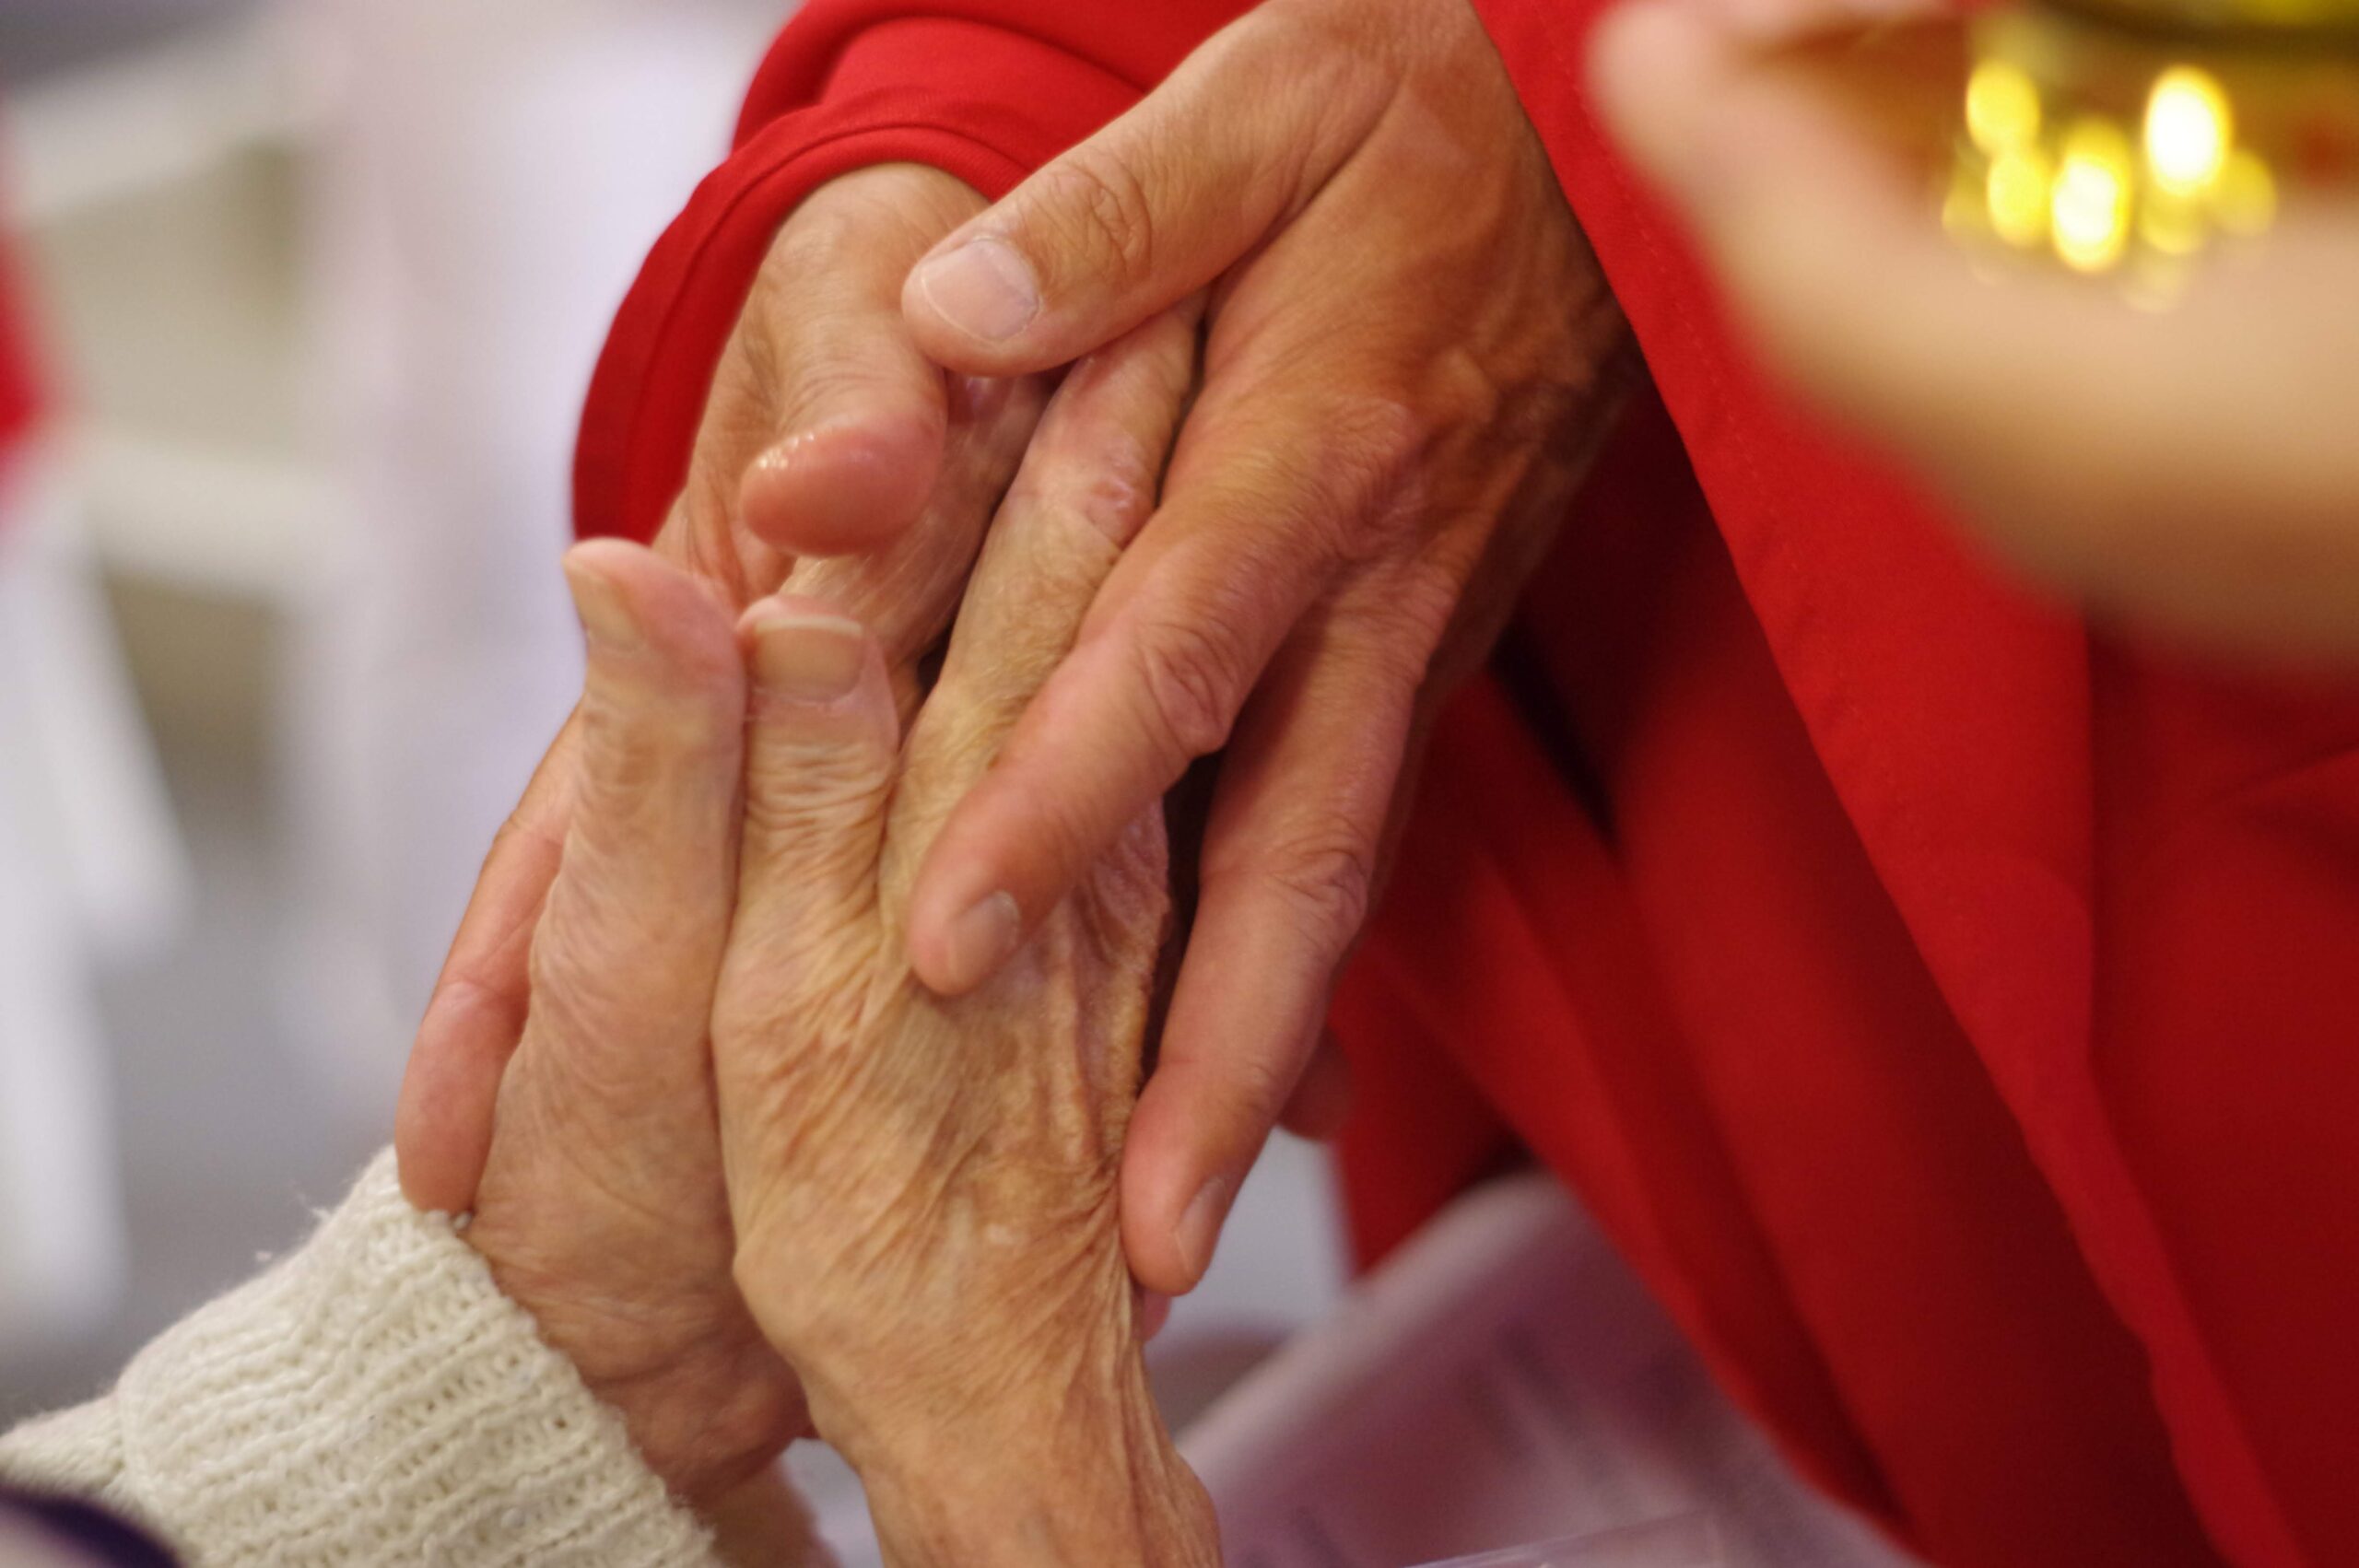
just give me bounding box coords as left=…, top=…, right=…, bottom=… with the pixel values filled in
left=2144, top=66, right=2234, bottom=193
left=2052, top=118, right=2135, bottom=271
left=1947, top=5, right=2342, bottom=281
left=2214, top=146, right=2281, bottom=233
left=1988, top=145, right=2056, bottom=245
left=1967, top=58, right=2045, bottom=154
left=2138, top=187, right=2206, bottom=253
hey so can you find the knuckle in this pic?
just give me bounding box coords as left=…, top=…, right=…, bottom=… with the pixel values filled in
left=1259, top=818, right=1377, bottom=952
left=740, top=759, right=891, bottom=854
left=1319, top=394, right=1431, bottom=553
left=1133, top=614, right=1250, bottom=762
left=1032, top=148, right=1160, bottom=284
left=523, top=919, right=639, bottom=1051
left=1215, top=1024, right=1312, bottom=1135
left=1195, top=390, right=1426, bottom=565
left=576, top=708, right=667, bottom=800
left=578, top=696, right=734, bottom=808
left=1060, top=463, right=1156, bottom=547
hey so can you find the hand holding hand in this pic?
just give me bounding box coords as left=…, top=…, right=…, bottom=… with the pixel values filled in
left=398, top=161, right=1045, bottom=1217
left=450, top=542, right=805, bottom=1539
left=895, top=0, right=1631, bottom=1295
left=713, top=309, right=1218, bottom=1567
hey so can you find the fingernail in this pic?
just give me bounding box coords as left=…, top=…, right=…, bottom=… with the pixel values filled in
left=912, top=236, right=1041, bottom=344
left=1176, top=1174, right=1236, bottom=1285
left=751, top=610, right=868, bottom=702
left=564, top=559, right=643, bottom=651
left=941, top=889, right=1023, bottom=989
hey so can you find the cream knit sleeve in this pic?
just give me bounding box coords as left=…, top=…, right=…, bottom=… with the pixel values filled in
left=0, top=1150, right=730, bottom=1568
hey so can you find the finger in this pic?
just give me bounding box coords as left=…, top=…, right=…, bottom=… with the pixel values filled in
left=396, top=715, right=577, bottom=1214
left=1278, top=1031, right=1354, bottom=1141
left=900, top=22, right=1384, bottom=375
left=894, top=305, right=1201, bottom=862
left=690, top=165, right=972, bottom=559
left=905, top=368, right=1393, bottom=996
left=728, top=597, right=901, bottom=984
left=519, top=540, right=746, bottom=1092
left=1137, top=1288, right=1174, bottom=1344
left=1121, top=607, right=1420, bottom=1293
left=732, top=165, right=986, bottom=557
left=777, top=371, right=1050, bottom=721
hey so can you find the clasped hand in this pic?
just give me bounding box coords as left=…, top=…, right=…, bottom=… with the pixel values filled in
left=407, top=310, right=1216, bottom=1566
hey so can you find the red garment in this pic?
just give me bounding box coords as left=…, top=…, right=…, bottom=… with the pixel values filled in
left=0, top=241, right=41, bottom=489
left=574, top=5, right=2359, bottom=1565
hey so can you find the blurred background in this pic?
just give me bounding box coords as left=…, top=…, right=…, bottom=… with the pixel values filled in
left=0, top=0, right=1349, bottom=1525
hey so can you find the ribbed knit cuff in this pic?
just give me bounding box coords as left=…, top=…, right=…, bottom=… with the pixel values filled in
left=100, top=1150, right=722, bottom=1567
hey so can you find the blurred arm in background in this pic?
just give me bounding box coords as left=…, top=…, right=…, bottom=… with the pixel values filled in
left=1591, top=0, right=2359, bottom=660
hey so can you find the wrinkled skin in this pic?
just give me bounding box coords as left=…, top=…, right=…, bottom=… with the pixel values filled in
left=428, top=306, right=1215, bottom=1563
left=452, top=542, right=813, bottom=1551
left=403, top=14, right=1629, bottom=1317
left=713, top=310, right=1218, bottom=1565
left=1592, top=0, right=2359, bottom=661
left=891, top=0, right=1630, bottom=1296
left=397, top=168, right=1040, bottom=1541
left=396, top=163, right=1042, bottom=1219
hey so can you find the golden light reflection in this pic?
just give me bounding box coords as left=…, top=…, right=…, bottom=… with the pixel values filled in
left=1967, top=59, right=2044, bottom=154
left=1943, top=4, right=2330, bottom=283
left=2213, top=146, right=2280, bottom=233
left=2052, top=119, right=2135, bottom=270
left=2138, top=187, right=2206, bottom=253
left=1988, top=145, right=2056, bottom=245
left=2144, top=67, right=2234, bottom=193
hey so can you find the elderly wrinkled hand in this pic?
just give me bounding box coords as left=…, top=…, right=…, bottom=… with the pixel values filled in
left=710, top=308, right=1217, bottom=1566
left=397, top=161, right=1048, bottom=1219
left=442, top=542, right=810, bottom=1540
left=396, top=163, right=1038, bottom=1525
left=437, top=306, right=1215, bottom=1564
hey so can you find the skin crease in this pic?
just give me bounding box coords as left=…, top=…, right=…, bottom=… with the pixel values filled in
left=714, top=310, right=1217, bottom=1565
left=454, top=540, right=815, bottom=1557
left=889, top=0, right=1632, bottom=1297
left=1589, top=0, right=2359, bottom=662
left=394, top=163, right=1046, bottom=1221
left=392, top=34, right=1616, bottom=1315
left=428, top=310, right=1216, bottom=1562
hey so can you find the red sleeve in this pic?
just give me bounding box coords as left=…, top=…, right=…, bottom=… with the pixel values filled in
left=571, top=0, right=1253, bottom=545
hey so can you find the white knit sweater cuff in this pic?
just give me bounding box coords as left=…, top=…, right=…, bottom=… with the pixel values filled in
left=9, top=1149, right=722, bottom=1568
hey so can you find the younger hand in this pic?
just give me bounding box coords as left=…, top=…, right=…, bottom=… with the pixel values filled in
left=897, top=0, right=1630, bottom=1295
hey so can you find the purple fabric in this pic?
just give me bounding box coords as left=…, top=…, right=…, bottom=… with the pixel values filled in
left=1, top=1488, right=176, bottom=1567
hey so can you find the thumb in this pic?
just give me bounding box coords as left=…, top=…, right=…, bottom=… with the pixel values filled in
left=729, top=596, right=901, bottom=971
left=728, top=164, right=988, bottom=557
left=900, top=25, right=1379, bottom=374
